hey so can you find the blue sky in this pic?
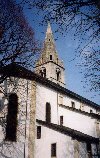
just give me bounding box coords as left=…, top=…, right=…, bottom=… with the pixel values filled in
left=20, top=3, right=99, bottom=105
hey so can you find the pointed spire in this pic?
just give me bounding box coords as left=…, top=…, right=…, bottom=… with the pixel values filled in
left=45, top=22, right=53, bottom=40
left=35, top=23, right=64, bottom=68
left=46, top=22, right=52, bottom=34
left=35, top=22, right=65, bottom=86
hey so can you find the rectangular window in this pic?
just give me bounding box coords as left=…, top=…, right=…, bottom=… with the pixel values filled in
left=51, top=143, right=56, bottom=157
left=80, top=104, right=84, bottom=111
left=71, top=101, right=75, bottom=108
left=59, top=95, right=63, bottom=104
left=60, top=116, right=63, bottom=126
left=46, top=102, right=51, bottom=123
left=37, top=126, right=41, bottom=139
left=50, top=55, right=52, bottom=60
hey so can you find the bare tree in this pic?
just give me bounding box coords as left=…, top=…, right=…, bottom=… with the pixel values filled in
left=27, top=0, right=100, bottom=93
left=0, top=0, right=40, bottom=83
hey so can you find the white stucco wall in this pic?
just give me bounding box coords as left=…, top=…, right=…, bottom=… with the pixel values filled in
left=35, top=123, right=74, bottom=158
left=36, top=83, right=58, bottom=124
left=58, top=106, right=97, bottom=137
left=58, top=94, right=97, bottom=113
left=0, top=76, right=99, bottom=158
left=35, top=123, right=98, bottom=158
left=36, top=83, right=98, bottom=137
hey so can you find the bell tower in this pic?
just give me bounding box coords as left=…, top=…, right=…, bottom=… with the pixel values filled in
left=35, top=23, right=65, bottom=87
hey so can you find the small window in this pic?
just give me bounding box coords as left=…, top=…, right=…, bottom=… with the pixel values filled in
left=59, top=95, right=63, bottom=104
left=49, top=39, right=50, bottom=41
left=40, top=68, right=46, bottom=78
left=60, top=116, right=63, bottom=126
left=43, top=68, right=46, bottom=78
left=40, top=70, right=43, bottom=77
left=51, top=143, right=56, bottom=157
left=56, top=68, right=61, bottom=81
left=71, top=101, right=75, bottom=108
left=90, top=109, right=93, bottom=113
left=57, top=72, right=60, bottom=81
left=50, top=55, right=52, bottom=60
left=80, top=104, right=84, bottom=111
left=37, top=126, right=41, bottom=139
left=46, top=102, right=51, bottom=123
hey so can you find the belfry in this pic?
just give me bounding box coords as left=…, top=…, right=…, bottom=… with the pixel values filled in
left=35, top=23, right=65, bottom=87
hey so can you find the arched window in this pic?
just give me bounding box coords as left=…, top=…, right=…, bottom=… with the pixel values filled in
left=56, top=68, right=61, bottom=81
left=43, top=68, right=46, bottom=77
left=40, top=67, right=46, bottom=78
left=5, top=93, right=18, bottom=141
left=50, top=55, right=52, bottom=60
left=46, top=102, right=51, bottom=123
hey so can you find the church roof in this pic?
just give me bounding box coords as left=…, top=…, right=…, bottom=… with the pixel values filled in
left=36, top=119, right=99, bottom=144
left=0, top=63, right=99, bottom=110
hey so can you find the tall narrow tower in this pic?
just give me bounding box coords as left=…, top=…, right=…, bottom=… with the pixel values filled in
left=35, top=23, right=65, bottom=87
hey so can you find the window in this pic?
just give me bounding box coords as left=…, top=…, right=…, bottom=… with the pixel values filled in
left=87, top=143, right=92, bottom=157
left=50, top=55, right=52, bottom=60
left=46, top=102, right=51, bottom=123
left=57, top=58, right=58, bottom=64
left=60, top=116, right=63, bottom=126
left=40, top=70, right=43, bottom=77
left=37, top=126, right=41, bottom=139
left=96, top=120, right=99, bottom=137
left=5, top=93, right=18, bottom=141
left=71, top=101, right=75, bottom=108
left=56, top=68, right=61, bottom=81
left=40, top=67, right=46, bottom=78
left=59, top=95, right=63, bottom=104
left=51, top=143, right=56, bottom=157
left=90, top=109, right=93, bottom=113
left=43, top=68, right=46, bottom=78
left=80, top=104, right=84, bottom=111
left=57, top=72, right=60, bottom=81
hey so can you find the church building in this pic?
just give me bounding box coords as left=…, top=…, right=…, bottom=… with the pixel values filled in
left=0, top=23, right=99, bottom=158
